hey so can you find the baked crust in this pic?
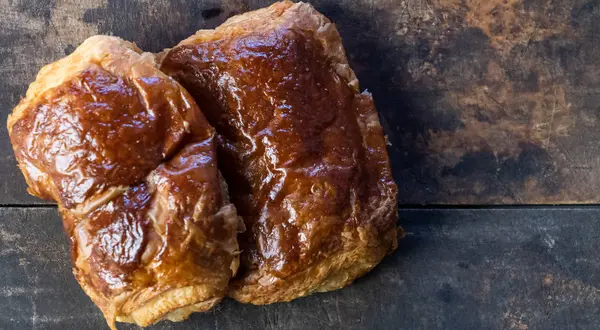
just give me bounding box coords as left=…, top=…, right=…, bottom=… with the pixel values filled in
left=7, top=36, right=242, bottom=328
left=160, top=1, right=399, bottom=304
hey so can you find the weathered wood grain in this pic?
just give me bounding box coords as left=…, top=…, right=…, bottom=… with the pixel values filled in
left=312, top=0, right=600, bottom=204
left=1, top=207, right=600, bottom=329
left=1, top=0, right=600, bottom=205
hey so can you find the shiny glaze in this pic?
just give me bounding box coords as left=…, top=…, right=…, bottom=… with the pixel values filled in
left=9, top=42, right=240, bottom=323
left=144, top=137, right=238, bottom=287
left=65, top=133, right=238, bottom=301
left=161, top=28, right=397, bottom=278
left=9, top=67, right=190, bottom=208
left=69, top=184, right=152, bottom=295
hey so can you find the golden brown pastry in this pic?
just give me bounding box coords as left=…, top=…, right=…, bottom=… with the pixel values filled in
left=159, top=1, right=399, bottom=304
left=7, top=36, right=242, bottom=329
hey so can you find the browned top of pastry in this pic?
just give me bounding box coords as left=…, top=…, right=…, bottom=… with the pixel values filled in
left=8, top=36, right=240, bottom=327
left=160, top=0, right=397, bottom=287
left=8, top=37, right=208, bottom=209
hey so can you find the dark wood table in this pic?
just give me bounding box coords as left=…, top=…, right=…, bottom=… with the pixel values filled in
left=2, top=0, right=600, bottom=329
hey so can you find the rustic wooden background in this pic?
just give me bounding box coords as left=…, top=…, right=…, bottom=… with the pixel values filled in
left=2, top=0, right=600, bottom=329
left=4, top=207, right=600, bottom=329
left=3, top=0, right=600, bottom=205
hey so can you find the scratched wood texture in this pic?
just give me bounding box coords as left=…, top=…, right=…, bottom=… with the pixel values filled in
left=2, top=0, right=600, bottom=205
left=3, top=2, right=600, bottom=330
left=1, top=207, right=600, bottom=329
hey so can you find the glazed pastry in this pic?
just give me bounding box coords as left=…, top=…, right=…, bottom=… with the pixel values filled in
left=7, top=36, right=242, bottom=329
left=159, top=1, right=399, bottom=304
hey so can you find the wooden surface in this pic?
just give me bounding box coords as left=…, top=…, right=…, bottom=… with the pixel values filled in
left=2, top=1, right=600, bottom=330
left=1, top=0, right=600, bottom=205
left=2, top=207, right=600, bottom=329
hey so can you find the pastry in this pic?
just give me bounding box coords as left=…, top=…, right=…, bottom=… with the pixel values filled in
left=159, top=1, right=399, bottom=304
left=7, top=36, right=242, bottom=328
